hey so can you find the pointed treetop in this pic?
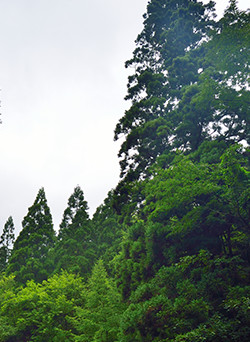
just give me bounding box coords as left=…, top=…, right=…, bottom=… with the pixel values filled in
left=58, top=185, right=89, bottom=239
left=0, top=216, right=15, bottom=249
left=7, top=188, right=55, bottom=283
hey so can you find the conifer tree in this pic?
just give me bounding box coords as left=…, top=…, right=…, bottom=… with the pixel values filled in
left=113, top=0, right=249, bottom=218
left=91, top=191, right=122, bottom=269
left=53, top=186, right=94, bottom=276
left=72, top=260, right=124, bottom=341
left=58, top=185, right=89, bottom=240
left=7, top=188, right=55, bottom=283
left=113, top=0, right=216, bottom=215
left=0, top=216, right=15, bottom=272
left=114, top=0, right=216, bottom=181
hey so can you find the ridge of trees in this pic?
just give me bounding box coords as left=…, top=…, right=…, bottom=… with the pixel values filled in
left=0, top=0, right=249, bottom=341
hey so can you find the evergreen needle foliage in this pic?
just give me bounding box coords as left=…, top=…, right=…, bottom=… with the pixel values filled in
left=0, top=1, right=249, bottom=341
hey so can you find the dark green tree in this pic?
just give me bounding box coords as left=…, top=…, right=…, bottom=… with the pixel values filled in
left=119, top=251, right=250, bottom=342
left=113, top=0, right=216, bottom=216
left=174, top=0, right=250, bottom=150
left=52, top=186, right=94, bottom=276
left=113, top=0, right=249, bottom=218
left=114, top=0, right=216, bottom=181
left=91, top=191, right=123, bottom=271
left=113, top=144, right=249, bottom=301
left=113, top=221, right=148, bottom=300
left=7, top=188, right=55, bottom=283
left=0, top=216, right=15, bottom=272
left=58, top=185, right=89, bottom=240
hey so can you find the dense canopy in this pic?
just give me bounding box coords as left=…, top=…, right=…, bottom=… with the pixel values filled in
left=0, top=1, right=249, bottom=341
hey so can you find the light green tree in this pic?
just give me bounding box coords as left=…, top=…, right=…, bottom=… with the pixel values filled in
left=0, top=271, right=84, bottom=342
left=72, top=259, right=124, bottom=342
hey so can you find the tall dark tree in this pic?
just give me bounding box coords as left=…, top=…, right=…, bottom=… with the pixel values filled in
left=0, top=216, right=15, bottom=272
left=52, top=186, right=94, bottom=276
left=7, top=188, right=55, bottom=283
left=91, top=191, right=123, bottom=271
left=113, top=0, right=216, bottom=216
left=113, top=0, right=249, bottom=218
left=58, top=185, right=89, bottom=240
left=174, top=0, right=250, bottom=150
left=114, top=0, right=216, bottom=181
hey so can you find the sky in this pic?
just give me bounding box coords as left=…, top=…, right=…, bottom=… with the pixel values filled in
left=0, top=0, right=249, bottom=236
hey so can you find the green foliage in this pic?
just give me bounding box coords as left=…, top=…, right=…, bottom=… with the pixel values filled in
left=113, top=143, right=249, bottom=307
left=142, top=146, right=249, bottom=264
left=113, top=222, right=148, bottom=299
left=52, top=186, right=95, bottom=277
left=91, top=191, right=123, bottom=271
left=70, top=260, right=124, bottom=342
left=0, top=266, right=124, bottom=342
left=0, top=216, right=15, bottom=272
left=0, top=1, right=249, bottom=341
left=0, top=271, right=84, bottom=342
left=114, top=0, right=216, bottom=184
left=111, top=142, right=249, bottom=340
left=7, top=188, right=55, bottom=283
left=58, top=185, right=89, bottom=240
left=119, top=251, right=250, bottom=341
left=52, top=233, right=96, bottom=276
left=207, top=0, right=250, bottom=88
left=113, top=0, right=249, bottom=217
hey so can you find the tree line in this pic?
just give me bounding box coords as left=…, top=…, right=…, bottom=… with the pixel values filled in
left=0, top=0, right=249, bottom=340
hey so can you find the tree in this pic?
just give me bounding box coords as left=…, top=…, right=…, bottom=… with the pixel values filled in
left=0, top=273, right=17, bottom=341
left=113, top=0, right=249, bottom=217
left=112, top=221, right=148, bottom=300
left=58, top=185, right=89, bottom=240
left=52, top=186, right=94, bottom=276
left=0, top=271, right=85, bottom=342
left=119, top=251, right=250, bottom=342
left=91, top=191, right=123, bottom=271
left=174, top=1, right=250, bottom=150
left=71, top=260, right=124, bottom=342
left=0, top=216, right=15, bottom=272
left=142, top=145, right=249, bottom=264
left=113, top=0, right=216, bottom=216
left=113, top=143, right=249, bottom=303
left=114, top=0, right=216, bottom=181
left=7, top=188, right=55, bottom=283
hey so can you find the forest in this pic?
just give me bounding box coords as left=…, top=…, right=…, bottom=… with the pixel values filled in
left=0, top=0, right=249, bottom=341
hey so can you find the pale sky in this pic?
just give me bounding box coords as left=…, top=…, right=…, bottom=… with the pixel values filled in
left=0, top=0, right=249, bottom=236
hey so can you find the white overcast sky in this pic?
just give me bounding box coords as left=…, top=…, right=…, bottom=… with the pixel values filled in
left=0, top=0, right=249, bottom=236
